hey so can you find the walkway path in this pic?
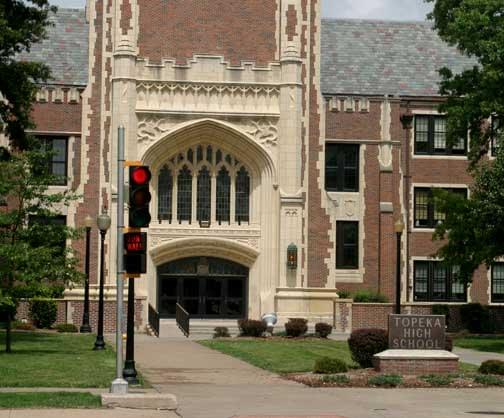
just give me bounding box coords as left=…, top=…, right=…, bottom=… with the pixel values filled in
left=134, top=334, right=504, bottom=418
left=454, top=346, right=504, bottom=365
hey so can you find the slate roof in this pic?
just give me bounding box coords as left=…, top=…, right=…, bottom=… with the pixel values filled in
left=17, top=8, right=88, bottom=86
left=321, top=19, right=477, bottom=97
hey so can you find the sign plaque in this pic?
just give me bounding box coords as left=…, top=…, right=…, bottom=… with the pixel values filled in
left=389, top=314, right=446, bottom=350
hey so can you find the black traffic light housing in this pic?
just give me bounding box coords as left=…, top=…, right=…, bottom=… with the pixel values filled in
left=124, top=232, right=147, bottom=275
left=128, top=166, right=152, bottom=228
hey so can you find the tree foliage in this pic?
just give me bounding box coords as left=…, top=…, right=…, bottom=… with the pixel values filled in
left=0, top=0, right=56, bottom=150
left=427, top=0, right=504, bottom=283
left=0, top=148, right=82, bottom=351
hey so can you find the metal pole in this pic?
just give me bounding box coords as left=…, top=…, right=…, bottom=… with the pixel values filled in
left=395, top=231, right=402, bottom=315
left=80, top=226, right=92, bottom=333
left=123, top=278, right=138, bottom=384
left=94, top=229, right=106, bottom=350
left=111, top=126, right=128, bottom=394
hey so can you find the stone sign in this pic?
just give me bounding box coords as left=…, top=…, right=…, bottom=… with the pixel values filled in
left=388, top=314, right=446, bottom=350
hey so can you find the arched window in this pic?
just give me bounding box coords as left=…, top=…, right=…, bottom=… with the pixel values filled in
left=177, top=165, right=192, bottom=222
left=197, top=166, right=211, bottom=222
left=235, top=167, right=250, bottom=224
left=216, top=167, right=231, bottom=223
left=158, top=166, right=173, bottom=222
left=159, top=145, right=252, bottom=226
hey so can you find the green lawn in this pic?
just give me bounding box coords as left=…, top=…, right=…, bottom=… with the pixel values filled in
left=0, top=331, right=116, bottom=388
left=454, top=336, right=504, bottom=354
left=200, top=339, right=356, bottom=373
left=0, top=392, right=102, bottom=409
left=202, top=338, right=479, bottom=375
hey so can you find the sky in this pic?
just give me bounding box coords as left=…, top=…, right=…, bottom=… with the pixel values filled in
left=50, top=0, right=433, bottom=21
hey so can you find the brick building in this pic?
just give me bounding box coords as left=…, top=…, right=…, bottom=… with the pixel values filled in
left=13, top=1, right=500, bottom=332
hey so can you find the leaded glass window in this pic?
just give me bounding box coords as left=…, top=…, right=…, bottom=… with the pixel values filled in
left=177, top=165, right=192, bottom=222
left=158, top=166, right=173, bottom=222
left=414, top=115, right=467, bottom=155
left=414, top=187, right=468, bottom=228
left=39, top=137, right=68, bottom=185
left=336, top=221, right=359, bottom=269
left=197, top=166, right=211, bottom=222
left=236, top=167, right=250, bottom=224
left=414, top=261, right=467, bottom=302
left=492, top=263, right=504, bottom=302
left=325, top=144, right=359, bottom=192
left=216, top=167, right=231, bottom=223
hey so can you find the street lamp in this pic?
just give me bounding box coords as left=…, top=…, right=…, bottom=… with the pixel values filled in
left=80, top=215, right=93, bottom=333
left=94, top=210, right=111, bottom=350
left=394, top=218, right=405, bottom=315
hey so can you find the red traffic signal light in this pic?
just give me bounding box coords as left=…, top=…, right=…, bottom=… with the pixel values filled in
left=129, top=166, right=152, bottom=228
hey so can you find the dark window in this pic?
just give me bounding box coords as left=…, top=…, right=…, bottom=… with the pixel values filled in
left=414, top=260, right=467, bottom=302
left=197, top=166, right=211, bottom=222
left=40, top=137, right=68, bottom=185
left=492, top=116, right=501, bottom=156
left=414, top=115, right=466, bottom=155
left=158, top=166, right=173, bottom=222
left=325, top=144, right=359, bottom=192
left=216, top=167, right=231, bottom=223
left=492, top=263, right=504, bottom=303
left=414, top=187, right=468, bottom=228
left=177, top=165, right=192, bottom=222
left=235, top=167, right=250, bottom=224
left=29, top=215, right=67, bottom=253
left=336, top=221, right=359, bottom=269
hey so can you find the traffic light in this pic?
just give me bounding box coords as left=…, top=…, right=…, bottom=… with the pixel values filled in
left=129, top=165, right=152, bottom=228
left=124, top=232, right=147, bottom=275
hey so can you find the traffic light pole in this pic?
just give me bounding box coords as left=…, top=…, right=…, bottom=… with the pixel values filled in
left=123, top=277, right=138, bottom=384
left=111, top=126, right=129, bottom=395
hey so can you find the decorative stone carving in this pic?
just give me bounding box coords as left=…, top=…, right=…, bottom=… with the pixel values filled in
left=246, top=120, right=278, bottom=146
left=284, top=209, right=298, bottom=217
left=344, top=200, right=357, bottom=217
left=136, top=82, right=280, bottom=116
left=137, top=115, right=175, bottom=144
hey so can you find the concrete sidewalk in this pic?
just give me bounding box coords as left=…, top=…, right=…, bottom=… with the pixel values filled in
left=454, top=346, right=504, bottom=365
left=134, top=335, right=504, bottom=418
left=0, top=409, right=178, bottom=418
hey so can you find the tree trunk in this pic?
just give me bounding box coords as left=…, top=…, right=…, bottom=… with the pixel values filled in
left=5, top=311, right=11, bottom=353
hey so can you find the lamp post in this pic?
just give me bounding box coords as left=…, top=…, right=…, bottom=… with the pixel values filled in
left=394, top=219, right=405, bottom=315
left=94, top=211, right=111, bottom=350
left=80, top=215, right=93, bottom=333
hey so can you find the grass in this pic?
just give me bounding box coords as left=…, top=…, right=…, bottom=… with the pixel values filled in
left=454, top=336, right=504, bottom=354
left=0, top=331, right=116, bottom=388
left=0, top=392, right=102, bottom=409
left=459, top=362, right=479, bottom=373
left=200, top=339, right=356, bottom=373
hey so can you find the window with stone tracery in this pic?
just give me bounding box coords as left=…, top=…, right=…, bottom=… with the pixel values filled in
left=157, top=145, right=251, bottom=226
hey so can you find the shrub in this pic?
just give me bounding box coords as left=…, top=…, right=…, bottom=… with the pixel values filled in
left=445, top=335, right=453, bottom=352
left=213, top=326, right=230, bottom=338
left=473, top=374, right=504, bottom=386
left=479, top=360, right=504, bottom=376
left=420, top=374, right=453, bottom=386
left=348, top=328, right=388, bottom=368
left=353, top=290, right=388, bottom=303
left=460, top=303, right=492, bottom=333
left=313, top=357, right=348, bottom=374
left=238, top=319, right=267, bottom=337
left=432, top=304, right=451, bottom=327
left=285, top=318, right=308, bottom=337
left=368, top=374, right=403, bottom=387
left=337, top=290, right=351, bottom=299
left=321, top=374, right=350, bottom=385
left=315, top=322, right=333, bottom=338
left=56, top=323, right=78, bottom=333
left=29, top=298, right=57, bottom=329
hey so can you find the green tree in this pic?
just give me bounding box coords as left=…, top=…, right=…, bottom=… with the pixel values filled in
left=427, top=0, right=504, bottom=283
left=0, top=149, right=82, bottom=353
left=0, top=0, right=56, bottom=150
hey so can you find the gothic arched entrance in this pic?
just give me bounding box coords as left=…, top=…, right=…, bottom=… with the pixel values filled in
left=157, top=257, right=249, bottom=319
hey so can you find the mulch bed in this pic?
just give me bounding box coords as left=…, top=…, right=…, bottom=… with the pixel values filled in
left=284, top=369, right=496, bottom=388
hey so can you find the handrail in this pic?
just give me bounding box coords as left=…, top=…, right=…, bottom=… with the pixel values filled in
left=176, top=303, right=190, bottom=337
left=148, top=304, right=160, bottom=337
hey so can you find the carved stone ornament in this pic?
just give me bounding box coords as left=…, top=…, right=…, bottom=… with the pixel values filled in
left=246, top=120, right=278, bottom=147
left=137, top=116, right=176, bottom=144
left=344, top=200, right=357, bottom=217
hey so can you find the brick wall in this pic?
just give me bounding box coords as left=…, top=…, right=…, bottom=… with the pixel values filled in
left=31, top=90, right=82, bottom=133
left=16, top=299, right=146, bottom=333
left=137, top=0, right=278, bottom=65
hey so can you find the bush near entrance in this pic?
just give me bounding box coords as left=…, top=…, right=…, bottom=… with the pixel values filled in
left=479, top=360, right=504, bottom=376
left=313, top=357, right=348, bottom=374
left=238, top=319, right=267, bottom=337
left=29, top=298, right=57, bottom=329
left=460, top=303, right=492, bottom=333
left=315, top=322, right=333, bottom=338
left=285, top=318, right=308, bottom=337
left=348, top=328, right=388, bottom=368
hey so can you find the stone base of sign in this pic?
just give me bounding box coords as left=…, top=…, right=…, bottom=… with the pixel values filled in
left=373, top=350, right=459, bottom=375
left=101, top=392, right=178, bottom=410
